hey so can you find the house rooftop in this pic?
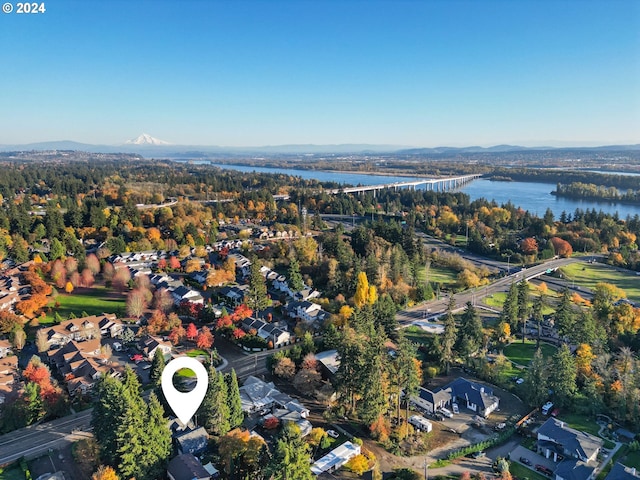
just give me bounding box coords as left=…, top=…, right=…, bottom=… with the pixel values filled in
left=538, top=418, right=603, bottom=462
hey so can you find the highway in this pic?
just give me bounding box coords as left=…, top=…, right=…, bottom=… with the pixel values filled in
left=395, top=256, right=585, bottom=327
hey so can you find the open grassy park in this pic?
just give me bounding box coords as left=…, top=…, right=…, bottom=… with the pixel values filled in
left=483, top=291, right=556, bottom=315
left=559, top=262, right=640, bottom=303
left=42, top=286, right=126, bottom=324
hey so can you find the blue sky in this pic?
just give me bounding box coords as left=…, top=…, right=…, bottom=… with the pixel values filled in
left=1, top=0, right=638, bottom=147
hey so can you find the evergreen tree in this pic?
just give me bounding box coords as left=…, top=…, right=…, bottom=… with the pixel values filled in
left=288, top=257, right=304, bottom=292
left=550, top=344, right=577, bottom=408
left=149, top=350, right=165, bottom=387
left=531, top=295, right=544, bottom=348
left=500, top=282, right=518, bottom=330
left=199, top=369, right=230, bottom=436
left=247, top=260, right=269, bottom=317
left=517, top=280, right=530, bottom=343
left=555, top=288, right=575, bottom=342
left=393, top=334, right=420, bottom=423
left=458, top=301, right=483, bottom=361
left=523, top=348, right=550, bottom=408
left=373, top=293, right=399, bottom=340
left=439, top=296, right=458, bottom=375
left=141, top=392, right=172, bottom=480
left=266, top=423, right=314, bottom=480
left=92, top=375, right=126, bottom=463
left=225, top=369, right=244, bottom=429
left=356, top=328, right=388, bottom=425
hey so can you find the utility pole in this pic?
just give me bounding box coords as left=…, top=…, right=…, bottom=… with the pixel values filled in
left=423, top=459, right=428, bottom=480
left=506, top=254, right=512, bottom=275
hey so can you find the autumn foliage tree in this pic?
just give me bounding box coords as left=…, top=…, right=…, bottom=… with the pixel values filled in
left=550, top=237, right=573, bottom=257
left=186, top=322, right=198, bottom=341
left=520, top=237, right=539, bottom=255
left=196, top=326, right=214, bottom=349
left=126, top=289, right=148, bottom=318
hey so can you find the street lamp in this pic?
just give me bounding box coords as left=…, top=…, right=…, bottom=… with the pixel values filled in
left=506, top=254, right=512, bottom=275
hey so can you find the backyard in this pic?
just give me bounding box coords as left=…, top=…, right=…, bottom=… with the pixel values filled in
left=503, top=341, right=557, bottom=367
left=42, top=286, right=126, bottom=324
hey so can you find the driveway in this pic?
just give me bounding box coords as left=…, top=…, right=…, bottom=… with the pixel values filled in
left=508, top=445, right=557, bottom=472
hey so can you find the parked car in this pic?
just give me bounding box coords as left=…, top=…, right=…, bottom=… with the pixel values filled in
left=520, top=457, right=532, bottom=466
left=542, top=401, right=554, bottom=415
left=516, top=377, right=525, bottom=384
left=471, top=451, right=486, bottom=459
left=452, top=403, right=459, bottom=414
left=129, top=353, right=143, bottom=362
left=431, top=412, right=445, bottom=421
left=438, top=407, right=453, bottom=418
left=535, top=465, right=554, bottom=476
left=326, top=430, right=339, bottom=439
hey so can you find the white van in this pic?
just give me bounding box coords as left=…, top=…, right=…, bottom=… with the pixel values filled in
left=439, top=407, right=454, bottom=418
left=542, top=401, right=554, bottom=415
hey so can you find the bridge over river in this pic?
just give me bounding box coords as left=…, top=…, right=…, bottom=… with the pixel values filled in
left=327, top=173, right=482, bottom=195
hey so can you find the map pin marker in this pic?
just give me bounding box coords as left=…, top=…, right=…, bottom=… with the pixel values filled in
left=161, top=356, right=208, bottom=426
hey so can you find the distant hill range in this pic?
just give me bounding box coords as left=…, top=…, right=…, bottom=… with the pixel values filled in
left=0, top=135, right=638, bottom=157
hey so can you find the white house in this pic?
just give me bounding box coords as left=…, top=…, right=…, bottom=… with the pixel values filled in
left=311, top=441, right=361, bottom=475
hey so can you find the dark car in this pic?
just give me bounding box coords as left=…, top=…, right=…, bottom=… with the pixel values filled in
left=535, top=465, right=554, bottom=476
left=520, top=457, right=532, bottom=466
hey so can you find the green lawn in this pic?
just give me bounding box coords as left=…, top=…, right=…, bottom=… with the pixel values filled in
left=510, top=461, right=548, bottom=480
left=503, top=341, right=557, bottom=367
left=0, top=465, right=26, bottom=480
left=622, top=450, right=640, bottom=469
left=557, top=413, right=601, bottom=436
left=186, top=349, right=209, bottom=357
left=484, top=292, right=554, bottom=315
left=419, top=265, right=459, bottom=288
left=559, top=263, right=640, bottom=303
left=44, top=286, right=126, bottom=323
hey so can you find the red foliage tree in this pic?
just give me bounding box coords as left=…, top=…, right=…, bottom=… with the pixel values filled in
left=112, top=267, right=132, bottom=292
left=216, top=316, right=233, bottom=330
left=231, top=304, right=253, bottom=322
left=196, top=326, right=214, bottom=349
left=263, top=416, right=280, bottom=430
left=169, top=256, right=181, bottom=270
left=186, top=322, right=198, bottom=341
left=147, top=309, right=168, bottom=335
left=157, top=258, right=167, bottom=270
left=102, top=262, right=115, bottom=281
left=520, top=237, right=539, bottom=255
left=550, top=237, right=573, bottom=257
left=232, top=328, right=246, bottom=340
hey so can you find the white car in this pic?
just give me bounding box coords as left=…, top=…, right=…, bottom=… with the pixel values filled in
left=452, top=403, right=459, bottom=414
left=542, top=401, right=554, bottom=415
left=326, top=430, right=339, bottom=438
left=439, top=407, right=454, bottom=418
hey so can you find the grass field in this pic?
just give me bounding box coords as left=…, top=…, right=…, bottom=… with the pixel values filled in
left=419, top=265, right=459, bottom=289
left=484, top=292, right=555, bottom=315
left=43, top=286, right=126, bottom=324
left=559, top=263, right=640, bottom=303
left=622, top=450, right=640, bottom=469
left=503, top=341, right=557, bottom=367
left=510, top=462, right=548, bottom=480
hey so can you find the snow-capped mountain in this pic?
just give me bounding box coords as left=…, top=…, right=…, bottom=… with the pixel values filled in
left=124, top=133, right=172, bottom=146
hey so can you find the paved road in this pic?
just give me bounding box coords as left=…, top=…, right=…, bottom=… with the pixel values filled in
left=396, top=256, right=586, bottom=327
left=0, top=410, right=94, bottom=464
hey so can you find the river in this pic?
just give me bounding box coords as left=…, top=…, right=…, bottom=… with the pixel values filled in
left=208, top=163, right=638, bottom=219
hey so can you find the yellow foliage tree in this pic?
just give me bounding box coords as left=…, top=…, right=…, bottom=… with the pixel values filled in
left=92, top=465, right=119, bottom=480
left=337, top=305, right=354, bottom=326
left=346, top=454, right=370, bottom=476
left=65, top=281, right=74, bottom=294
left=537, top=282, right=548, bottom=295
left=575, top=343, right=594, bottom=378
left=354, top=272, right=370, bottom=308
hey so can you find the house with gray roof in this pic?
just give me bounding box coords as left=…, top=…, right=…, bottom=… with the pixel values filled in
left=174, top=426, right=209, bottom=456
left=537, top=418, right=603, bottom=464
left=447, top=377, right=500, bottom=417
left=411, top=386, right=452, bottom=415
left=410, top=377, right=499, bottom=417
left=555, top=458, right=597, bottom=480
left=605, top=463, right=640, bottom=480
left=167, top=453, right=210, bottom=480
